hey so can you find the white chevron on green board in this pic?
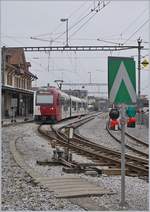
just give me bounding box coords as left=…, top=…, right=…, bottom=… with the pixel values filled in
left=108, top=57, right=136, bottom=105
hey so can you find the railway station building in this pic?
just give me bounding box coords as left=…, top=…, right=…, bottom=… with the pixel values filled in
left=1, top=47, right=38, bottom=119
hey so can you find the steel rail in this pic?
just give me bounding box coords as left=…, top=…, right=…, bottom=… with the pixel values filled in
left=125, top=130, right=149, bottom=147
left=38, top=114, right=148, bottom=176
left=52, top=127, right=148, bottom=176
left=106, top=123, right=149, bottom=158
left=73, top=133, right=148, bottom=164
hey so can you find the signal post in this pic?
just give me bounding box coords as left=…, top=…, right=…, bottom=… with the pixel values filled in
left=108, top=56, right=136, bottom=209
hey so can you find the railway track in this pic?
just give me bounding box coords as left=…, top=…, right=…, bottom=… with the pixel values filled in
left=106, top=122, right=149, bottom=159
left=38, top=114, right=148, bottom=177
left=125, top=130, right=149, bottom=147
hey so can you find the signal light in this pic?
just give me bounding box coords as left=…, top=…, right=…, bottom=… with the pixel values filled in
left=126, top=106, right=136, bottom=117
left=109, top=119, right=119, bottom=130
left=109, top=108, right=119, bottom=119
left=127, top=117, right=136, bottom=128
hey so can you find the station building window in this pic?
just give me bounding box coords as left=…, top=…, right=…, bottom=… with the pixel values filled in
left=14, top=77, right=17, bottom=87
left=7, top=74, right=12, bottom=86
left=23, top=79, right=25, bottom=89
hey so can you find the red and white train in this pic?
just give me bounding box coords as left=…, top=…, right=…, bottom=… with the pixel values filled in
left=34, top=86, right=88, bottom=123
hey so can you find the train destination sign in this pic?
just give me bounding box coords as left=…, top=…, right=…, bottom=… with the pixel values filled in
left=108, top=57, right=136, bottom=105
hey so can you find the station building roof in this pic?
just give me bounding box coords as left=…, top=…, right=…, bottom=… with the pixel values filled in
left=5, top=47, right=38, bottom=80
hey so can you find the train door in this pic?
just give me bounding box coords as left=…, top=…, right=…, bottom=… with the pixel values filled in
left=60, top=96, right=66, bottom=119
left=55, top=95, right=60, bottom=121
left=60, top=94, right=70, bottom=119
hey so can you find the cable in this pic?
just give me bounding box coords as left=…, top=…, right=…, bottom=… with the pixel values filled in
left=123, top=19, right=150, bottom=45
left=2, top=35, right=27, bottom=46
left=31, top=1, right=90, bottom=39
left=69, top=1, right=111, bottom=39
left=97, top=38, right=122, bottom=45
left=120, top=8, right=148, bottom=35
left=53, top=5, right=95, bottom=42
left=69, top=12, right=99, bottom=39
left=68, top=1, right=90, bottom=19
left=52, top=1, right=105, bottom=43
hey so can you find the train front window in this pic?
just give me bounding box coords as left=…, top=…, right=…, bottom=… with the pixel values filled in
left=36, top=95, right=53, bottom=104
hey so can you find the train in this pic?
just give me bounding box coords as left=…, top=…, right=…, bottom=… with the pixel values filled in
left=34, top=86, right=88, bottom=123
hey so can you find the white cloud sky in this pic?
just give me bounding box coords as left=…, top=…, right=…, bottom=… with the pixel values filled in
left=1, top=0, right=149, bottom=97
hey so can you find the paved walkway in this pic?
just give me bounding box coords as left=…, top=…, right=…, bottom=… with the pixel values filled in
left=1, top=115, right=34, bottom=127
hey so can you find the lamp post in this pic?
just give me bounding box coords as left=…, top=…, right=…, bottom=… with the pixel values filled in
left=60, top=18, right=69, bottom=46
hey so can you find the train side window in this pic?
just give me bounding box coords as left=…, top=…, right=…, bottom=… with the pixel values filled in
left=72, top=101, right=76, bottom=110
left=67, top=99, right=70, bottom=107
left=85, top=103, right=87, bottom=109
left=60, top=97, right=65, bottom=105
left=64, top=99, right=68, bottom=111
left=78, top=102, right=81, bottom=109
left=83, top=102, right=87, bottom=109
left=83, top=102, right=85, bottom=109
left=64, top=99, right=70, bottom=111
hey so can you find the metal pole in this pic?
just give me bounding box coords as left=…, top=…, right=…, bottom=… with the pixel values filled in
left=67, top=134, right=70, bottom=161
left=1, top=47, right=6, bottom=120
left=137, top=38, right=142, bottom=100
left=137, top=38, right=142, bottom=124
left=66, top=19, right=69, bottom=46
left=2, top=46, right=6, bottom=85
left=119, top=104, right=128, bottom=209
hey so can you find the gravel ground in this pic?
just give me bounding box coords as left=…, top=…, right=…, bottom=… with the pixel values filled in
left=126, top=124, right=149, bottom=143
left=2, top=124, right=84, bottom=211
left=77, top=115, right=122, bottom=151
left=77, top=115, right=149, bottom=153
left=2, top=120, right=149, bottom=211
left=105, top=127, right=148, bottom=155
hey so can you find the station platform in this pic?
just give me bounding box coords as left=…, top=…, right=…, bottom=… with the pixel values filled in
left=1, top=115, right=34, bottom=127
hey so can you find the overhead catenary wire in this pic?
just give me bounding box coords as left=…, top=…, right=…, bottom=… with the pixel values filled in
left=42, top=2, right=103, bottom=73
left=120, top=7, right=148, bottom=36
left=52, top=1, right=109, bottom=43
left=29, top=1, right=110, bottom=45
left=69, top=1, right=111, bottom=39
left=69, top=12, right=99, bottom=39
left=29, top=1, right=94, bottom=73
left=2, top=35, right=27, bottom=46
left=97, top=38, right=122, bottom=45
left=68, top=1, right=90, bottom=19
left=123, top=19, right=150, bottom=45
left=52, top=4, right=98, bottom=43
left=31, top=1, right=91, bottom=40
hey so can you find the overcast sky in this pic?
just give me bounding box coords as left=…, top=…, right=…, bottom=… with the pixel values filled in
left=1, top=0, right=150, bottom=97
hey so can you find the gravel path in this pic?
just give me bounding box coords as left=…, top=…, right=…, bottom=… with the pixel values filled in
left=2, top=121, right=149, bottom=211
